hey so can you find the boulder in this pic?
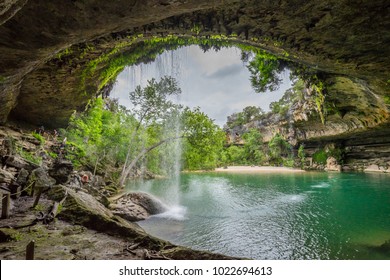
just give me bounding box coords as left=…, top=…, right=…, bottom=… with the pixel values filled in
left=49, top=159, right=73, bottom=184
left=5, top=155, right=39, bottom=171
left=29, top=167, right=56, bottom=189
left=325, top=157, right=341, bottom=172
left=111, top=202, right=149, bottom=222
left=110, top=192, right=168, bottom=222
left=46, top=185, right=147, bottom=239
left=15, top=168, right=29, bottom=186
left=364, top=164, right=380, bottom=172
left=0, top=169, right=14, bottom=184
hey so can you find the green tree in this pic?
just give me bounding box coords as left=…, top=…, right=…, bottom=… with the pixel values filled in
left=182, top=107, right=226, bottom=170
left=298, top=144, right=305, bottom=168
left=226, top=106, right=265, bottom=129
left=242, top=128, right=264, bottom=164
left=224, top=145, right=245, bottom=165
left=268, top=133, right=292, bottom=165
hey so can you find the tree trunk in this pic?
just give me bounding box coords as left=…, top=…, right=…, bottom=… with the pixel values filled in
left=119, top=136, right=184, bottom=186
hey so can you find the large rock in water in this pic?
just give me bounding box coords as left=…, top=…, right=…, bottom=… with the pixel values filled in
left=110, top=192, right=168, bottom=222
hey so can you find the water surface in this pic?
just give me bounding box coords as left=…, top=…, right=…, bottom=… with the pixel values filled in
left=126, top=172, right=390, bottom=259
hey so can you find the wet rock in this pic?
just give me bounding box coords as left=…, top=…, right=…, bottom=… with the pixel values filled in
left=49, top=159, right=73, bottom=184
left=111, top=202, right=149, bottom=222
left=0, top=138, right=13, bottom=156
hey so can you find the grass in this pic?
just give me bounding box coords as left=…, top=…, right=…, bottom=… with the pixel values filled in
left=17, top=147, right=42, bottom=165
left=32, top=132, right=45, bottom=145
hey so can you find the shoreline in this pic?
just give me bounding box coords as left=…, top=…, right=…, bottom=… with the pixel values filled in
left=214, top=165, right=305, bottom=173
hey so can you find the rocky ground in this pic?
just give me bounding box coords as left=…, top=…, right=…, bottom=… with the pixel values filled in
left=0, top=124, right=234, bottom=260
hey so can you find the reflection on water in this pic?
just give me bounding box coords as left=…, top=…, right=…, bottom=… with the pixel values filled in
left=127, top=172, right=390, bottom=260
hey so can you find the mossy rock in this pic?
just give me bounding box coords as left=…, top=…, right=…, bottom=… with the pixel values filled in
left=0, top=228, right=23, bottom=242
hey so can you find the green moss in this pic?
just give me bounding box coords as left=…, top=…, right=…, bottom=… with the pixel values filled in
left=384, top=95, right=390, bottom=105
left=48, top=151, right=58, bottom=159
left=33, top=203, right=46, bottom=211
left=56, top=47, right=73, bottom=60
left=312, top=149, right=327, bottom=165
left=0, top=75, right=5, bottom=84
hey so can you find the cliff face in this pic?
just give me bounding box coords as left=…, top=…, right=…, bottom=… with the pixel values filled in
left=0, top=0, right=390, bottom=167
left=226, top=75, right=390, bottom=172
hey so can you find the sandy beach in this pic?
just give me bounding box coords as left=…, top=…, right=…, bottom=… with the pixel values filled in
left=214, top=166, right=305, bottom=173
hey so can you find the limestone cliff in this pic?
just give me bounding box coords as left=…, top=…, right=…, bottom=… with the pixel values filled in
left=225, top=75, right=390, bottom=172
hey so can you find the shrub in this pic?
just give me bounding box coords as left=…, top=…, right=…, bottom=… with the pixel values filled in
left=312, top=149, right=327, bottom=165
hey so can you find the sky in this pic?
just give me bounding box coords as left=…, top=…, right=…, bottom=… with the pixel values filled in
left=110, top=45, right=293, bottom=127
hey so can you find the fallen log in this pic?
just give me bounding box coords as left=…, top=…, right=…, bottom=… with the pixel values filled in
left=36, top=191, right=67, bottom=224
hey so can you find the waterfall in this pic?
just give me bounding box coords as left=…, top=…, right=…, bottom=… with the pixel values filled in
left=121, top=47, right=189, bottom=219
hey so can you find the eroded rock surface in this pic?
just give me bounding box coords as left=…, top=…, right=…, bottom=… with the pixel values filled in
left=110, top=192, right=168, bottom=222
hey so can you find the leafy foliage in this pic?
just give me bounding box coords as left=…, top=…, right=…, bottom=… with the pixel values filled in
left=182, top=108, right=226, bottom=170
left=32, top=132, right=45, bottom=145
left=242, top=128, right=264, bottom=164
left=298, top=144, right=305, bottom=168
left=65, top=76, right=226, bottom=183
left=268, top=133, right=292, bottom=165
left=247, top=52, right=287, bottom=93
left=312, top=149, right=327, bottom=165
left=269, top=79, right=305, bottom=116
left=226, top=106, right=265, bottom=129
